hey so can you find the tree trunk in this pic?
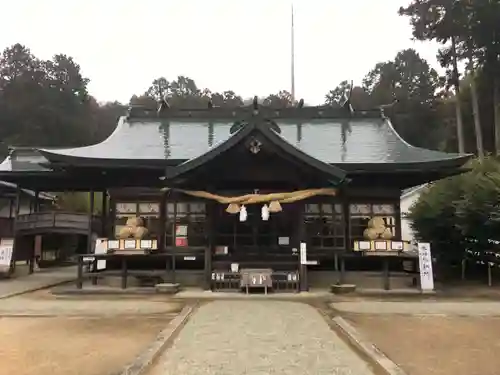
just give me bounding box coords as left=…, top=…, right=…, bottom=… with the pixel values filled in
left=451, top=37, right=465, bottom=153
left=495, top=76, right=500, bottom=155
left=467, top=54, right=484, bottom=159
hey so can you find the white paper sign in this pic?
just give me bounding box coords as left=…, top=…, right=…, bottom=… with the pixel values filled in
left=418, top=242, right=434, bottom=291
left=300, top=242, right=307, bottom=265
left=94, top=239, right=107, bottom=270
left=0, top=238, right=14, bottom=269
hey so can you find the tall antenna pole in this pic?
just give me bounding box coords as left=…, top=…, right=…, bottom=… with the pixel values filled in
left=291, top=3, right=296, bottom=103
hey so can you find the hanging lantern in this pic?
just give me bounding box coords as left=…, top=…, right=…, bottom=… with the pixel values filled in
left=239, top=205, right=247, bottom=222
left=268, top=200, right=282, bottom=213
left=261, top=204, right=270, bottom=221
left=226, top=203, right=240, bottom=214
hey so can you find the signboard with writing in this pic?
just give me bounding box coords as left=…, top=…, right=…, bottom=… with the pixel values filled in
left=94, top=239, right=107, bottom=270
left=418, top=242, right=434, bottom=291
left=0, top=238, right=14, bottom=272
left=300, top=242, right=307, bottom=265
left=175, top=237, right=188, bottom=247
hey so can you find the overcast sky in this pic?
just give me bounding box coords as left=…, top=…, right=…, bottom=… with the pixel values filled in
left=0, top=0, right=441, bottom=105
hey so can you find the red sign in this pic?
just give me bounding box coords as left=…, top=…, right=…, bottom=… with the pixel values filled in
left=175, top=237, right=188, bottom=247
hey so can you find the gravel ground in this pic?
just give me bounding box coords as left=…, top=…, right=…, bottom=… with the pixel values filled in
left=0, top=266, right=76, bottom=299
left=332, top=301, right=500, bottom=315
left=0, top=296, right=183, bottom=316
left=349, top=314, right=500, bottom=375
left=149, top=301, right=375, bottom=375
left=0, top=316, right=170, bottom=375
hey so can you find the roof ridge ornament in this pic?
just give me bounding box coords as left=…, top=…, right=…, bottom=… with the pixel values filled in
left=252, top=96, right=259, bottom=115
left=340, top=80, right=354, bottom=116
left=157, top=95, right=170, bottom=115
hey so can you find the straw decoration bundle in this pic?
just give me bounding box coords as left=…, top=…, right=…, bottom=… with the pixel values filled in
left=162, top=188, right=338, bottom=213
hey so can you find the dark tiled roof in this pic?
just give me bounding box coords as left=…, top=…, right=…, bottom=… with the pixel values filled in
left=0, top=148, right=51, bottom=172
left=165, top=119, right=346, bottom=183
left=38, top=116, right=469, bottom=169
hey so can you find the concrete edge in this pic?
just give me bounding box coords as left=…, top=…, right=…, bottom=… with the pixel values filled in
left=0, top=278, right=75, bottom=300
left=51, top=287, right=158, bottom=296
left=331, top=316, right=408, bottom=375
left=116, top=303, right=196, bottom=375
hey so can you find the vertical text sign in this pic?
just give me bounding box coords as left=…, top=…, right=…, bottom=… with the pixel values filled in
left=417, top=242, right=434, bottom=291
left=300, top=242, right=307, bottom=265
left=0, top=238, right=14, bottom=271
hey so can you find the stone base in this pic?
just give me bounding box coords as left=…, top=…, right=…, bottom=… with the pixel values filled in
left=155, top=283, right=181, bottom=295
left=101, top=276, right=141, bottom=288
left=330, top=284, right=356, bottom=294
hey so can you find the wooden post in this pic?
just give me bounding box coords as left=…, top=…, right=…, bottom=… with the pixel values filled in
left=91, top=257, right=98, bottom=286
left=27, top=190, right=40, bottom=274
left=159, top=191, right=167, bottom=251
left=204, top=246, right=212, bottom=290
left=297, top=203, right=307, bottom=291
left=383, top=257, right=390, bottom=290
left=171, top=254, right=176, bottom=284
left=204, top=201, right=215, bottom=290
left=86, top=190, right=95, bottom=255
left=34, top=191, right=39, bottom=212
left=171, top=197, right=177, bottom=284
left=77, top=256, right=83, bottom=289
left=488, top=262, right=492, bottom=287
left=341, top=189, right=349, bottom=285
left=87, top=191, right=96, bottom=284
left=101, top=190, right=107, bottom=236
left=339, top=256, right=346, bottom=284
left=9, top=188, right=21, bottom=275
left=121, top=256, right=127, bottom=289
left=394, top=201, right=402, bottom=240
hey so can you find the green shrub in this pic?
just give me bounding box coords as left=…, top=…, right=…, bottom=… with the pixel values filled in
left=408, top=156, right=500, bottom=266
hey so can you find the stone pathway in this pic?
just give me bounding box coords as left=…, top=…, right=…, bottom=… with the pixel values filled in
left=149, top=301, right=375, bottom=375
left=0, top=266, right=76, bottom=299
left=332, top=301, right=500, bottom=316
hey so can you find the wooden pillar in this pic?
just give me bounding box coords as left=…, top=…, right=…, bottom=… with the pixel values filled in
left=382, top=257, right=390, bottom=290
left=9, top=188, right=21, bottom=275
left=77, top=256, right=83, bottom=289
left=204, top=201, right=215, bottom=290
left=28, top=190, right=40, bottom=274
left=394, top=200, right=402, bottom=240
left=297, top=202, right=308, bottom=292
left=159, top=191, right=167, bottom=251
left=171, top=197, right=177, bottom=283
left=86, top=190, right=95, bottom=255
left=121, top=256, right=128, bottom=289
left=204, top=246, right=212, bottom=290
left=101, top=190, right=107, bottom=236
left=340, top=189, right=350, bottom=284
left=34, top=191, right=39, bottom=212
left=8, top=197, right=13, bottom=234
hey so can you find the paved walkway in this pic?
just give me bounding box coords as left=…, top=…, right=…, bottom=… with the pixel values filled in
left=332, top=301, right=500, bottom=316
left=150, top=301, right=374, bottom=375
left=0, top=266, right=76, bottom=299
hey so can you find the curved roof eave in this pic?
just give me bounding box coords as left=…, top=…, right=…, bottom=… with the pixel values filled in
left=338, top=155, right=473, bottom=173
left=36, top=150, right=181, bottom=169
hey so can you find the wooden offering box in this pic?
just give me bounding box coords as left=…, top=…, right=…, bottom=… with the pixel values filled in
left=240, top=268, right=273, bottom=294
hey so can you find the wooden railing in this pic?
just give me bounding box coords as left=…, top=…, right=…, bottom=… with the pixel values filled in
left=15, top=211, right=100, bottom=234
